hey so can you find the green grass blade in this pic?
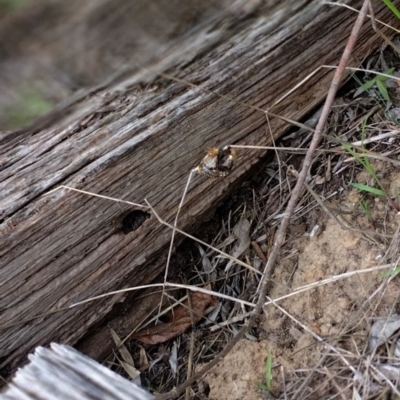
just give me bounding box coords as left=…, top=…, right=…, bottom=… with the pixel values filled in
left=351, top=72, right=364, bottom=88
left=382, top=67, right=395, bottom=79
left=350, top=182, right=386, bottom=196
left=265, top=354, right=272, bottom=391
left=381, top=0, right=400, bottom=19
left=376, top=78, right=391, bottom=102
left=361, top=156, right=380, bottom=181
left=341, top=141, right=359, bottom=159
left=341, top=139, right=386, bottom=194
left=359, top=199, right=372, bottom=220
left=381, top=266, right=400, bottom=278
left=361, top=117, right=368, bottom=134
left=341, top=141, right=367, bottom=166
left=360, top=78, right=376, bottom=91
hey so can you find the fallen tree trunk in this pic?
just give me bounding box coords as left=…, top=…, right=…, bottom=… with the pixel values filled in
left=0, top=0, right=396, bottom=372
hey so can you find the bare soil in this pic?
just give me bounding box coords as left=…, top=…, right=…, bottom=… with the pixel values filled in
left=202, top=169, right=400, bottom=399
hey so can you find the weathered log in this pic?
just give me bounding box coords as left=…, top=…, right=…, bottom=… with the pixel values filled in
left=0, top=343, right=154, bottom=400
left=0, top=0, right=397, bottom=373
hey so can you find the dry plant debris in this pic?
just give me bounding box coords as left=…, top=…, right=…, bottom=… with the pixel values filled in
left=133, top=285, right=216, bottom=345
left=110, top=328, right=141, bottom=381
left=143, top=16, right=400, bottom=399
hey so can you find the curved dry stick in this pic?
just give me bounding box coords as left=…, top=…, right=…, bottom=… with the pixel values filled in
left=154, top=1, right=370, bottom=398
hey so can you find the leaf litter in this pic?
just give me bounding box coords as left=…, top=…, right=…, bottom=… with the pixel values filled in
left=133, top=284, right=216, bottom=345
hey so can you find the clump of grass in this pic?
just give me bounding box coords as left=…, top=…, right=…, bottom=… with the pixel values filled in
left=358, top=198, right=373, bottom=222
left=340, top=118, right=399, bottom=211
left=353, top=67, right=395, bottom=104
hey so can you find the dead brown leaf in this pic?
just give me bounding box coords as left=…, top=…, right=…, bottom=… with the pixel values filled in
left=133, top=285, right=214, bottom=344
left=139, top=346, right=149, bottom=371
left=110, top=328, right=140, bottom=380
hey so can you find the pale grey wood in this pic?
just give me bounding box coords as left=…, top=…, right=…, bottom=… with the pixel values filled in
left=0, top=344, right=153, bottom=400
left=0, top=0, right=396, bottom=371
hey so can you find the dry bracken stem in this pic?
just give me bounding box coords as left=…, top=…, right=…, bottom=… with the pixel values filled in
left=153, top=1, right=370, bottom=398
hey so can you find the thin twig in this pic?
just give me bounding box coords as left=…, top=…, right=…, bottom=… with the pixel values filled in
left=68, top=281, right=255, bottom=309
left=158, top=170, right=196, bottom=318
left=185, top=331, right=196, bottom=400
left=257, top=0, right=370, bottom=304
left=209, top=312, right=253, bottom=332
left=351, top=130, right=399, bottom=146
left=266, top=296, right=356, bottom=373
left=323, top=65, right=400, bottom=82
left=264, top=263, right=395, bottom=308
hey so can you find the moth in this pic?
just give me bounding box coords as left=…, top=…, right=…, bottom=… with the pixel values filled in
left=195, top=146, right=237, bottom=177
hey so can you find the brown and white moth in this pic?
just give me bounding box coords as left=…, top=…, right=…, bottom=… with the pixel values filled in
left=195, top=146, right=237, bottom=177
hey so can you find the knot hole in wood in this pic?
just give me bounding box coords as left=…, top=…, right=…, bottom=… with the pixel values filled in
left=121, top=210, right=150, bottom=234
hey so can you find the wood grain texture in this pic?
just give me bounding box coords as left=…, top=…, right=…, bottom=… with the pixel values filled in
left=1, top=344, right=154, bottom=399
left=0, top=0, right=396, bottom=371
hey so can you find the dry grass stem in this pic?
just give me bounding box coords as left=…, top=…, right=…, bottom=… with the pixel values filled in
left=68, top=281, right=255, bottom=309
left=46, top=184, right=149, bottom=208
left=264, top=263, right=397, bottom=308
